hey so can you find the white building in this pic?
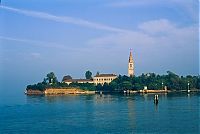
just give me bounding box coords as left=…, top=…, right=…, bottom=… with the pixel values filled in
left=93, top=74, right=117, bottom=85
left=63, top=50, right=134, bottom=85
left=63, top=74, right=117, bottom=85
left=63, top=79, right=93, bottom=85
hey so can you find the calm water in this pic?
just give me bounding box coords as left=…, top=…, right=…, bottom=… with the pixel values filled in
left=0, top=92, right=199, bottom=134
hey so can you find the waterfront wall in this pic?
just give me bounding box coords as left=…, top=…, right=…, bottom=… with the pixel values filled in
left=25, top=88, right=95, bottom=95
left=25, top=89, right=44, bottom=95
left=45, top=88, right=95, bottom=95
left=139, top=89, right=169, bottom=93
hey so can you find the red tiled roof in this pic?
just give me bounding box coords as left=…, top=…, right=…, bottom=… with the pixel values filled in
left=63, top=79, right=93, bottom=82
left=94, top=74, right=117, bottom=77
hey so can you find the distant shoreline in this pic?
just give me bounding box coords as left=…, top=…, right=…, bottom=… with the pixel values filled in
left=26, top=71, right=200, bottom=95
left=25, top=88, right=200, bottom=95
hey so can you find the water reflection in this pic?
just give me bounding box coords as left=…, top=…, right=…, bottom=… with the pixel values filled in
left=26, top=94, right=123, bottom=105
left=8, top=93, right=200, bottom=133
left=143, top=93, right=148, bottom=101
left=26, top=95, right=45, bottom=104
left=187, top=93, right=190, bottom=98
left=154, top=102, right=158, bottom=111
left=26, top=92, right=200, bottom=104
left=127, top=96, right=136, bottom=130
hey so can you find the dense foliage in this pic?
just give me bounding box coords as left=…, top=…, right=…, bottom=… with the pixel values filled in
left=69, top=82, right=96, bottom=91
left=85, top=70, right=92, bottom=79
left=106, top=71, right=200, bottom=91
left=27, top=72, right=96, bottom=91
left=27, top=82, right=96, bottom=91
left=27, top=71, right=200, bottom=91
left=44, top=72, right=58, bottom=84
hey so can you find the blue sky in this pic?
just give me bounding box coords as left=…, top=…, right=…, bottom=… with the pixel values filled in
left=0, top=0, right=199, bottom=91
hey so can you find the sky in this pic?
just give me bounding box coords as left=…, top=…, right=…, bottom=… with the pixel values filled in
left=0, top=0, right=199, bottom=92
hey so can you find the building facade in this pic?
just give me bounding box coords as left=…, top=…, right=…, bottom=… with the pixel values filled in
left=63, top=79, right=93, bottom=85
left=128, top=50, right=134, bottom=77
left=93, top=74, right=117, bottom=85
left=63, top=50, right=133, bottom=85
left=63, top=74, right=117, bottom=85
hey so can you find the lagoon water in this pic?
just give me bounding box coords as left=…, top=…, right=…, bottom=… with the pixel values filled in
left=0, top=91, right=199, bottom=134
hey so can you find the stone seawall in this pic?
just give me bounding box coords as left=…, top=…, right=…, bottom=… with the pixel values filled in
left=25, top=89, right=44, bottom=95
left=25, top=88, right=95, bottom=95
left=45, top=88, right=95, bottom=95
left=139, top=89, right=169, bottom=93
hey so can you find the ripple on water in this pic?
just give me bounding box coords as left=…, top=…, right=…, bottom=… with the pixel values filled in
left=0, top=93, right=199, bottom=134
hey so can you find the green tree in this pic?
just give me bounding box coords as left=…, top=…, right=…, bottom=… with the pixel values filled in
left=197, top=76, right=200, bottom=89
left=121, top=81, right=132, bottom=90
left=85, top=70, right=92, bottom=79
left=96, top=71, right=100, bottom=76
left=103, top=83, right=110, bottom=90
left=96, top=83, right=103, bottom=91
left=109, top=81, right=118, bottom=90
left=134, top=83, right=143, bottom=90
left=42, top=78, right=47, bottom=85
left=46, top=72, right=58, bottom=84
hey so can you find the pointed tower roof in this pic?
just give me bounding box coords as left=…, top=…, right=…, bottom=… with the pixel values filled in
left=129, top=49, right=133, bottom=62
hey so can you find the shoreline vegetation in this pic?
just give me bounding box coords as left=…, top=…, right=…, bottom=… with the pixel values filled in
left=25, top=71, right=200, bottom=95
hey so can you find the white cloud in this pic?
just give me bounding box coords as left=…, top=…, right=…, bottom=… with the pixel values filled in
left=86, top=18, right=198, bottom=75
left=30, top=52, right=41, bottom=58
left=1, top=5, right=197, bottom=49
left=0, top=6, right=130, bottom=33
left=0, top=35, right=95, bottom=54
left=107, top=0, right=159, bottom=7
left=0, top=35, right=72, bottom=50
left=88, top=31, right=155, bottom=47
left=138, top=19, right=175, bottom=35
left=107, top=0, right=198, bottom=22
left=87, top=18, right=198, bottom=57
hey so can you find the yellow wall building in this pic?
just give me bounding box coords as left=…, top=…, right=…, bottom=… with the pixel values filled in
left=63, top=79, right=93, bottom=85
left=93, top=74, right=117, bottom=85
left=63, top=50, right=133, bottom=85
left=63, top=74, right=117, bottom=85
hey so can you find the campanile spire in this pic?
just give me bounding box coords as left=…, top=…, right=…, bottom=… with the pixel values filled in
left=128, top=49, right=134, bottom=77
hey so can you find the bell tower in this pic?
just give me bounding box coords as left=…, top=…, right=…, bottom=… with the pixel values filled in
left=128, top=49, right=134, bottom=77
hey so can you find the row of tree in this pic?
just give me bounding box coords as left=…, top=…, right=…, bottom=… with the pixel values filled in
left=106, top=71, right=200, bottom=91
left=27, top=71, right=96, bottom=91
left=27, top=71, right=200, bottom=91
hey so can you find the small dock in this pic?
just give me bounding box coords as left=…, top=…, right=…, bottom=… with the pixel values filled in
left=139, top=89, right=169, bottom=93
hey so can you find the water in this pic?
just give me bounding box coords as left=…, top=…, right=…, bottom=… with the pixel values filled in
left=0, top=92, right=199, bottom=134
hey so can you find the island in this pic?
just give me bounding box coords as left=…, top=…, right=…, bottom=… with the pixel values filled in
left=25, top=71, right=200, bottom=95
